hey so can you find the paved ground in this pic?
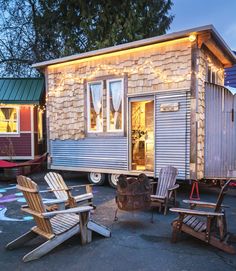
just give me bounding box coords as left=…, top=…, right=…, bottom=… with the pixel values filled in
left=0, top=172, right=236, bottom=271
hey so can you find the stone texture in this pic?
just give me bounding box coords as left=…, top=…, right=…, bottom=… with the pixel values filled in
left=46, top=39, right=192, bottom=140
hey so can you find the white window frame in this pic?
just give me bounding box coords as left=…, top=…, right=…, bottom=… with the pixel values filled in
left=87, top=80, right=103, bottom=133
left=106, top=78, right=124, bottom=132
left=0, top=106, right=20, bottom=135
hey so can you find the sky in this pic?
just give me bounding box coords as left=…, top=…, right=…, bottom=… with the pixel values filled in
left=169, top=0, right=236, bottom=50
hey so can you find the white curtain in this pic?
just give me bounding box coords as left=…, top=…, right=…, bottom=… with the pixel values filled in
left=110, top=81, right=122, bottom=129
left=90, top=83, right=103, bottom=131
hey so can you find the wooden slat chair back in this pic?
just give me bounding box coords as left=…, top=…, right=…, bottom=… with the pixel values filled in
left=151, top=166, right=179, bottom=217
left=17, top=175, right=53, bottom=236
left=44, top=172, right=69, bottom=200
left=156, top=166, right=178, bottom=198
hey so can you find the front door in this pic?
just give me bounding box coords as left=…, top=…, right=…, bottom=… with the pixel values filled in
left=130, top=98, right=154, bottom=172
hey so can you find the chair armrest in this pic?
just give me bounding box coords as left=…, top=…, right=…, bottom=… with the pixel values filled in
left=40, top=188, right=71, bottom=193
left=183, top=200, right=229, bottom=208
left=150, top=195, right=165, bottom=200
left=43, top=198, right=68, bottom=205
left=69, top=184, right=95, bottom=189
left=42, top=206, right=93, bottom=217
left=21, top=207, right=43, bottom=218
left=168, top=184, right=179, bottom=191
left=74, top=193, right=93, bottom=202
left=40, top=184, right=94, bottom=193
left=170, top=207, right=224, bottom=217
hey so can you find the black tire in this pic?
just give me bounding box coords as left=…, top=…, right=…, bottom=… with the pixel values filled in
left=88, top=172, right=106, bottom=185
left=108, top=174, right=121, bottom=188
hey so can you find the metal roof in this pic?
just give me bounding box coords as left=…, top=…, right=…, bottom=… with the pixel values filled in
left=0, top=78, right=44, bottom=104
left=32, top=25, right=236, bottom=69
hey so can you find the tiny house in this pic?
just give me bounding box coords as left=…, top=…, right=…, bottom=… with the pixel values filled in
left=0, top=78, right=45, bottom=160
left=33, top=25, right=236, bottom=186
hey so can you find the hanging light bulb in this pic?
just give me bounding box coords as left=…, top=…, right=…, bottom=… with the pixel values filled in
left=189, top=34, right=197, bottom=42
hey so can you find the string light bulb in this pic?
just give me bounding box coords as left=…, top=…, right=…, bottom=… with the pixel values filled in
left=189, top=34, right=197, bottom=42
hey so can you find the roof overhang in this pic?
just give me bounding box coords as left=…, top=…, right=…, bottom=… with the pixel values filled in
left=0, top=78, right=45, bottom=105
left=32, top=25, right=236, bottom=69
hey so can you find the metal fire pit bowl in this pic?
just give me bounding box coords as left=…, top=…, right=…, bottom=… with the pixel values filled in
left=115, top=173, right=151, bottom=212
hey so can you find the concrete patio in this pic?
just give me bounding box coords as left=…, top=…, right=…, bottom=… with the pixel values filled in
left=0, top=172, right=235, bottom=271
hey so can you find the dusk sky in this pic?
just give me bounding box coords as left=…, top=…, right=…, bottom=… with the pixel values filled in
left=169, top=0, right=236, bottom=50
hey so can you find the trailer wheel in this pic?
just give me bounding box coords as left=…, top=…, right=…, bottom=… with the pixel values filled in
left=108, top=174, right=120, bottom=188
left=88, top=172, right=106, bottom=185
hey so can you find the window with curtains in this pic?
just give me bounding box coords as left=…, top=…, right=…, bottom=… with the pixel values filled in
left=0, top=107, right=19, bottom=134
left=87, top=81, right=103, bottom=132
left=107, top=79, right=124, bottom=131
left=87, top=78, right=124, bottom=134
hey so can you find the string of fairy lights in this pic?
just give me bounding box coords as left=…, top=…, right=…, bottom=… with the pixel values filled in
left=0, top=103, right=46, bottom=114
left=0, top=53, right=225, bottom=113
left=46, top=58, right=224, bottom=102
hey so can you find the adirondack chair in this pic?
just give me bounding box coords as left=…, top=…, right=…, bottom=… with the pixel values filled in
left=6, top=176, right=111, bottom=262
left=44, top=172, right=93, bottom=209
left=170, top=180, right=236, bottom=254
left=151, top=166, right=179, bottom=217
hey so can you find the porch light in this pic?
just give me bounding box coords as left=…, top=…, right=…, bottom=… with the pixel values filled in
left=189, top=34, right=196, bottom=42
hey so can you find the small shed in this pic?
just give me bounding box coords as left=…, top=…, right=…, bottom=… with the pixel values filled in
left=225, top=51, right=236, bottom=90
left=33, top=25, right=236, bottom=186
left=0, top=78, right=45, bottom=160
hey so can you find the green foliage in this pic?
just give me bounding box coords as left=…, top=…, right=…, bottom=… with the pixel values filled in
left=0, top=0, right=173, bottom=77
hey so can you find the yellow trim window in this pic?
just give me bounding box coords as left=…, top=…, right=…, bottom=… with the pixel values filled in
left=0, top=107, right=18, bottom=134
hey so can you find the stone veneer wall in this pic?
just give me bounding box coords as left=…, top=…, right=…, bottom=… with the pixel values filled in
left=196, top=46, right=225, bottom=179
left=46, top=39, right=192, bottom=140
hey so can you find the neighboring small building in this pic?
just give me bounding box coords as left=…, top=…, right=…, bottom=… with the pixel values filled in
left=0, top=78, right=45, bottom=160
left=225, top=51, right=236, bottom=90
left=33, top=25, right=236, bottom=186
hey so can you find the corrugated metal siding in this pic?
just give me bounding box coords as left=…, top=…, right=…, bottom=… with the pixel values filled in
left=0, top=78, right=44, bottom=104
left=205, top=83, right=236, bottom=178
left=225, top=65, right=236, bottom=88
left=50, top=137, right=128, bottom=170
left=155, top=91, right=190, bottom=179
left=0, top=133, right=31, bottom=156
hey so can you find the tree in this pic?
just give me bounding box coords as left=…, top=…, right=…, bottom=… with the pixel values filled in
left=0, top=0, right=173, bottom=77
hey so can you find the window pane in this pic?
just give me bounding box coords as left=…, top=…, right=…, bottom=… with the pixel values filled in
left=89, top=83, right=103, bottom=131
left=207, top=67, right=211, bottom=82
left=0, top=108, right=17, bottom=120
left=0, top=108, right=18, bottom=133
left=0, top=121, right=17, bottom=133
left=108, top=80, right=123, bottom=131
left=212, top=72, right=216, bottom=84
